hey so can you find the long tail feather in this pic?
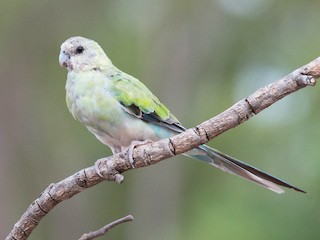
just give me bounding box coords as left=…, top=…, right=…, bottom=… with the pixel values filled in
left=184, top=145, right=305, bottom=194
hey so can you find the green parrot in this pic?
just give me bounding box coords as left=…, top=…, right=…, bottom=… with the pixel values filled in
left=59, top=36, right=304, bottom=194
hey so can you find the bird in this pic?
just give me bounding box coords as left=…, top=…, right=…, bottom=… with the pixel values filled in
left=59, top=36, right=305, bottom=194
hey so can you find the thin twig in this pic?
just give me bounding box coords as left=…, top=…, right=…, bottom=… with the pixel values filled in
left=5, top=56, right=320, bottom=240
left=79, top=215, right=134, bottom=240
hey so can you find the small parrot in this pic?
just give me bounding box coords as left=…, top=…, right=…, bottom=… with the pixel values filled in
left=59, top=36, right=304, bottom=194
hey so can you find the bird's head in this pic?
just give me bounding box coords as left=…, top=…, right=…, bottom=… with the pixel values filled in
left=59, top=36, right=112, bottom=72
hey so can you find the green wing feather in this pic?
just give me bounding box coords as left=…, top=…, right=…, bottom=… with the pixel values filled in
left=110, top=70, right=179, bottom=124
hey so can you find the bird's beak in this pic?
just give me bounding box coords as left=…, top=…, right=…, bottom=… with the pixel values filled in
left=59, top=51, right=70, bottom=68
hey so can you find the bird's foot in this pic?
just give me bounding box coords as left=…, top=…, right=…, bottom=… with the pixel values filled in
left=94, top=158, right=106, bottom=179
left=124, top=139, right=153, bottom=168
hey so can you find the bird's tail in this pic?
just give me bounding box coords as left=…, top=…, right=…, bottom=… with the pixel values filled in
left=184, top=145, right=305, bottom=194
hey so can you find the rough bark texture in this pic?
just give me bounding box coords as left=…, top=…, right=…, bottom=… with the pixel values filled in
left=6, top=57, right=319, bottom=240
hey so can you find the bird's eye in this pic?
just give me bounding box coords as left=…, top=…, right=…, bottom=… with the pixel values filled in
left=75, top=46, right=84, bottom=54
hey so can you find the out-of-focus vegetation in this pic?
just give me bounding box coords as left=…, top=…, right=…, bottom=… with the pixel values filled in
left=1, top=1, right=320, bottom=239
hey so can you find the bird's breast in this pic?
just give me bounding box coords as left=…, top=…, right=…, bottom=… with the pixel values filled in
left=66, top=72, right=121, bottom=126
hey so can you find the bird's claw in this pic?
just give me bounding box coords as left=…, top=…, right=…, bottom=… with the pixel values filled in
left=125, top=139, right=153, bottom=168
left=94, top=158, right=106, bottom=179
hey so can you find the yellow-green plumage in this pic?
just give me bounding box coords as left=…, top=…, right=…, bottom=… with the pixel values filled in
left=111, top=71, right=173, bottom=120
left=59, top=36, right=304, bottom=194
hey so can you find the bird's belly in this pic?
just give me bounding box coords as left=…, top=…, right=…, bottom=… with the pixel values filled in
left=88, top=114, right=165, bottom=148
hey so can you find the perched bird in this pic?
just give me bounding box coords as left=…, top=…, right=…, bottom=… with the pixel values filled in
left=59, top=36, right=304, bottom=194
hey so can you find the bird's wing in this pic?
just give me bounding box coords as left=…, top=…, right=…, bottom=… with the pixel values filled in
left=110, top=71, right=186, bottom=133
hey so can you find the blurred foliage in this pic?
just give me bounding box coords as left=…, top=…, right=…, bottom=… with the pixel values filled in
left=1, top=0, right=320, bottom=239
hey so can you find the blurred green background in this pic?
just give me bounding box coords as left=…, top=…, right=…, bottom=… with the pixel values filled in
left=1, top=0, right=320, bottom=239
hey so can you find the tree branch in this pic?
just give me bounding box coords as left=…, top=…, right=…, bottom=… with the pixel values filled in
left=5, top=57, right=319, bottom=240
left=78, top=215, right=134, bottom=240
